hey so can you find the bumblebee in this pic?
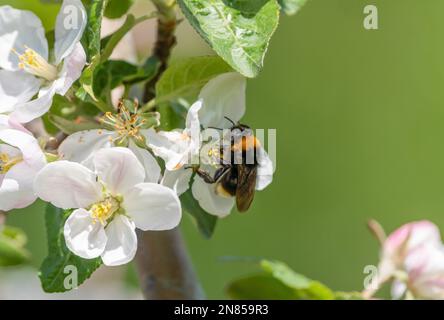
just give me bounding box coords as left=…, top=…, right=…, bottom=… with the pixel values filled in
left=195, top=119, right=261, bottom=212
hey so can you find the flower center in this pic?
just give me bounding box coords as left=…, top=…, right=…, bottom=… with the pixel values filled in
left=0, top=152, right=23, bottom=174
left=90, top=197, right=120, bottom=225
left=100, top=102, right=146, bottom=144
left=12, top=47, right=58, bottom=81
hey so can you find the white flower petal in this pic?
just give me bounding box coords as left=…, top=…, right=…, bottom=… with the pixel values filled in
left=185, top=100, right=202, bottom=133
left=378, top=220, right=444, bottom=292
left=10, top=81, right=59, bottom=123
left=0, top=5, right=48, bottom=71
left=123, top=183, right=182, bottom=231
left=101, top=215, right=137, bottom=266
left=161, top=169, right=192, bottom=196
left=0, top=129, right=46, bottom=169
left=198, top=72, right=246, bottom=128
left=34, top=161, right=102, bottom=209
left=93, top=147, right=145, bottom=195
left=59, top=129, right=114, bottom=164
left=384, top=220, right=442, bottom=257
left=54, top=0, right=87, bottom=64
left=0, top=162, right=37, bottom=211
left=256, top=147, right=274, bottom=191
left=0, top=115, right=30, bottom=132
left=64, top=208, right=107, bottom=259
left=0, top=143, right=20, bottom=158
left=0, top=179, right=20, bottom=211
left=55, top=43, right=86, bottom=95
left=391, top=280, right=407, bottom=300
left=192, top=176, right=235, bottom=218
left=145, top=129, right=191, bottom=170
left=185, top=100, right=202, bottom=158
left=404, top=245, right=444, bottom=299
left=128, top=141, right=161, bottom=183
left=0, top=70, right=40, bottom=112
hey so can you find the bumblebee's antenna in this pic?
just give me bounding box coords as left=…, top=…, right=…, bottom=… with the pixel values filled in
left=207, top=126, right=223, bottom=131
left=224, top=116, right=236, bottom=126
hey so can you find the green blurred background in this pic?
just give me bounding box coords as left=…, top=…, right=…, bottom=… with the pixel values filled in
left=3, top=0, right=444, bottom=298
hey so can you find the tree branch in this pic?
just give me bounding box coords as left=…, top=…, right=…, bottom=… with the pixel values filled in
left=135, top=228, right=205, bottom=299
left=136, top=0, right=203, bottom=300
left=143, top=0, right=178, bottom=103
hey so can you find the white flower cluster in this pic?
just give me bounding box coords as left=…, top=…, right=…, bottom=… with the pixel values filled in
left=0, top=1, right=274, bottom=266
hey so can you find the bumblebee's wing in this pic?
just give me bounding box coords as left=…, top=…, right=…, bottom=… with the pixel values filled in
left=236, top=165, right=257, bottom=212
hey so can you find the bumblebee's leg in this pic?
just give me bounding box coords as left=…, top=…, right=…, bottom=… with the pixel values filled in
left=195, top=168, right=217, bottom=184
left=213, top=165, right=231, bottom=181
left=195, top=165, right=231, bottom=184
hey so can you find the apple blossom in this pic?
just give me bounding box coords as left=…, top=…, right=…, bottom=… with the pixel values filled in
left=0, top=115, right=46, bottom=211
left=368, top=220, right=444, bottom=299
left=146, top=99, right=202, bottom=171
left=147, top=72, right=274, bottom=217
left=58, top=102, right=161, bottom=182
left=34, top=147, right=181, bottom=266
left=0, top=0, right=87, bottom=123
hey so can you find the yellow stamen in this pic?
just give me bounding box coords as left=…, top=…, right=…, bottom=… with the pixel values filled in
left=0, top=153, right=23, bottom=174
left=12, top=46, right=57, bottom=81
left=100, top=101, right=146, bottom=143
left=90, top=197, right=119, bottom=225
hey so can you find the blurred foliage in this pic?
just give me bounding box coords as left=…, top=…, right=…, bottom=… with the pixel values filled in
left=105, top=0, right=134, bottom=19
left=227, top=260, right=336, bottom=299
left=0, top=0, right=60, bottom=29
left=0, top=225, right=30, bottom=266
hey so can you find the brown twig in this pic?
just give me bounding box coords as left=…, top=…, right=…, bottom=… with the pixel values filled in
left=136, top=0, right=203, bottom=300
left=143, top=0, right=177, bottom=103
left=135, top=228, right=204, bottom=299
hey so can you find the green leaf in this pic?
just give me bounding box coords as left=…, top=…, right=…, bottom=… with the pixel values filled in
left=260, top=260, right=334, bottom=299
left=177, top=0, right=280, bottom=77
left=227, top=259, right=335, bottom=300
left=156, top=56, right=232, bottom=104
left=223, top=0, right=271, bottom=13
left=104, top=0, right=134, bottom=19
left=82, top=0, right=108, bottom=60
left=0, top=226, right=30, bottom=267
left=278, top=0, right=308, bottom=15
left=180, top=189, right=218, bottom=239
left=43, top=95, right=101, bottom=135
left=93, top=58, right=160, bottom=101
left=39, top=204, right=102, bottom=293
left=78, top=0, right=108, bottom=102
left=227, top=274, right=303, bottom=299
left=48, top=115, right=103, bottom=135
left=155, top=56, right=232, bottom=130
